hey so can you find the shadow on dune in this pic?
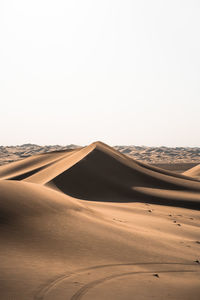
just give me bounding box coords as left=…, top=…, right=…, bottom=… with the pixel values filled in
left=1, top=141, right=200, bottom=209
left=45, top=143, right=200, bottom=210
left=9, top=166, right=46, bottom=180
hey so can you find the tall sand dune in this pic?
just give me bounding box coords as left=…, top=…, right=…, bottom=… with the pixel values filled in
left=22, top=141, right=200, bottom=209
left=0, top=142, right=200, bottom=299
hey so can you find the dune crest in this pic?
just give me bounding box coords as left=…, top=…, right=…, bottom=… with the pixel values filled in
left=1, top=141, right=200, bottom=208
left=12, top=141, right=200, bottom=209
left=184, top=164, right=200, bottom=180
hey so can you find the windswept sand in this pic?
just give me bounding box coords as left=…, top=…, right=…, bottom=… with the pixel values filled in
left=0, top=142, right=200, bottom=299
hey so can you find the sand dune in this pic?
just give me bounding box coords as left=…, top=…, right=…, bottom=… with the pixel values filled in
left=23, top=141, right=200, bottom=209
left=184, top=164, right=200, bottom=180
left=0, top=141, right=200, bottom=299
left=0, top=149, right=78, bottom=180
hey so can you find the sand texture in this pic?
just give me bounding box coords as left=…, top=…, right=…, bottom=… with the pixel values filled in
left=0, top=144, right=199, bottom=166
left=0, top=141, right=200, bottom=299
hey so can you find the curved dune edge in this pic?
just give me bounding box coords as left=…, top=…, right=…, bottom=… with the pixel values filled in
left=0, top=149, right=79, bottom=180
left=183, top=164, right=200, bottom=180
left=0, top=141, right=200, bottom=209
left=27, top=141, right=200, bottom=209
left=0, top=142, right=200, bottom=299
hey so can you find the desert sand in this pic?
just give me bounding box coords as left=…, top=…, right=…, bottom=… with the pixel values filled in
left=0, top=143, right=199, bottom=166
left=0, top=141, right=200, bottom=299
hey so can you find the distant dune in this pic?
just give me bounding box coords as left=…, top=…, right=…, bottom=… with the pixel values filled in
left=0, top=143, right=199, bottom=166
left=0, top=141, right=200, bottom=299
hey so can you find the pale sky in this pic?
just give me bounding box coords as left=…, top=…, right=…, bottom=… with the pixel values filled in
left=0, top=0, right=200, bottom=146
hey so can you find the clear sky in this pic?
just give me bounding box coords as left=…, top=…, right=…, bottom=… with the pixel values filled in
left=0, top=0, right=200, bottom=146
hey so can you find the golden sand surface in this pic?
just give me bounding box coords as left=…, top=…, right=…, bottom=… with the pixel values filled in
left=0, top=142, right=200, bottom=299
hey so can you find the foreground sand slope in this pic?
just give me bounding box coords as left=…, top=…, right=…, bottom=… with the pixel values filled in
left=0, top=142, right=200, bottom=299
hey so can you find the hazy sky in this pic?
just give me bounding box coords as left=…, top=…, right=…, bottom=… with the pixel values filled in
left=0, top=0, right=200, bottom=146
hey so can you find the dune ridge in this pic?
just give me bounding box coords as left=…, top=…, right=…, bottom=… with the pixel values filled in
left=16, top=141, right=200, bottom=209
left=184, top=164, right=200, bottom=180
left=0, top=141, right=200, bottom=299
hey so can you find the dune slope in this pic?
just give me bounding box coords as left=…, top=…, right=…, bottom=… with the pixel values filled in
left=20, top=141, right=200, bottom=209
left=0, top=141, right=200, bottom=299
left=0, top=149, right=78, bottom=180
left=184, top=164, right=200, bottom=180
